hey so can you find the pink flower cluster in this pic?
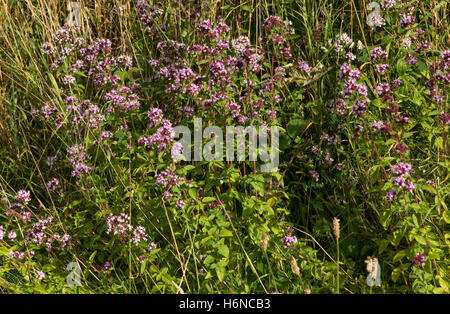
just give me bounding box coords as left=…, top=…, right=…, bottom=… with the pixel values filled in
left=138, top=118, right=175, bottom=152
left=45, top=178, right=59, bottom=191
left=106, top=214, right=150, bottom=247
left=68, top=144, right=95, bottom=177
left=136, top=1, right=163, bottom=32
left=412, top=252, right=426, bottom=267
left=104, top=86, right=140, bottom=112
left=390, top=162, right=415, bottom=194
left=106, top=213, right=133, bottom=236
left=155, top=167, right=181, bottom=189
left=281, top=235, right=298, bottom=249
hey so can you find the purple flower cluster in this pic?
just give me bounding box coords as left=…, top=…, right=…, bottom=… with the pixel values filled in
left=9, top=250, right=26, bottom=260
left=53, top=234, right=72, bottom=250
left=298, top=61, right=312, bottom=73
left=329, top=98, right=348, bottom=115
left=36, top=270, right=45, bottom=280
left=374, top=63, right=391, bottom=75
left=440, top=112, right=450, bottom=125
left=15, top=190, right=31, bottom=204
left=131, top=226, right=148, bottom=246
left=68, top=144, right=94, bottom=177
left=175, top=200, right=185, bottom=208
left=101, top=131, right=113, bottom=141
left=67, top=99, right=105, bottom=129
left=412, top=252, right=426, bottom=267
left=368, top=14, right=386, bottom=28
left=404, top=52, right=418, bottom=65
left=337, top=62, right=371, bottom=117
left=155, top=167, right=181, bottom=189
left=375, top=82, right=391, bottom=96
left=371, top=47, right=388, bottom=61
left=157, top=64, right=197, bottom=93
left=385, top=189, right=397, bottom=201
left=104, top=86, right=140, bottom=112
left=138, top=118, right=175, bottom=152
left=22, top=212, right=32, bottom=223
left=231, top=36, right=250, bottom=55
left=260, top=16, right=293, bottom=57
left=309, top=170, right=320, bottom=182
left=196, top=20, right=230, bottom=41
left=41, top=42, right=57, bottom=55
left=106, top=214, right=151, bottom=247
left=438, top=50, right=450, bottom=70
left=381, top=0, right=396, bottom=10
left=24, top=217, right=53, bottom=245
left=390, top=162, right=415, bottom=193
left=392, top=176, right=415, bottom=192
left=371, top=121, right=385, bottom=133
left=45, top=178, right=59, bottom=191
left=8, top=231, right=17, bottom=240
left=106, top=213, right=133, bottom=236
left=281, top=235, right=298, bottom=249
left=334, top=33, right=353, bottom=53
left=226, top=102, right=248, bottom=124
left=400, top=15, right=415, bottom=29
left=147, top=108, right=164, bottom=127
left=392, top=162, right=413, bottom=175
left=136, top=1, right=163, bottom=32
left=101, top=261, right=113, bottom=271
left=39, top=102, right=59, bottom=121
left=423, top=51, right=449, bottom=104
left=22, top=216, right=71, bottom=251
left=322, top=134, right=338, bottom=145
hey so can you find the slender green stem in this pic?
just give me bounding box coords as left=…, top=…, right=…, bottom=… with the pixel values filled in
left=336, top=238, right=340, bottom=294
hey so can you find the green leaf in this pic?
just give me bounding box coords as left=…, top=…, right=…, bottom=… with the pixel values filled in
left=140, top=260, right=147, bottom=274
left=42, top=264, right=56, bottom=272
left=202, top=197, right=216, bottom=203
left=287, top=119, right=308, bottom=138
left=89, top=251, right=97, bottom=262
left=391, top=267, right=402, bottom=282
left=218, top=245, right=229, bottom=258
left=216, top=264, right=226, bottom=281
left=396, top=59, right=407, bottom=76
left=414, top=235, right=427, bottom=245
left=279, top=133, right=291, bottom=150
left=219, top=229, right=233, bottom=237
left=188, top=188, right=198, bottom=200
left=443, top=210, right=450, bottom=224
left=393, top=250, right=407, bottom=262
left=378, top=239, right=390, bottom=255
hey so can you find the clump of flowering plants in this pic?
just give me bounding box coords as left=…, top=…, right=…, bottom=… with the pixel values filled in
left=1, top=2, right=326, bottom=294
left=280, top=1, right=449, bottom=293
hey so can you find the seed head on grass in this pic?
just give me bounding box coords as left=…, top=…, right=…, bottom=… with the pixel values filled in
left=290, top=256, right=301, bottom=276
left=261, top=233, right=270, bottom=251
left=332, top=217, right=340, bottom=239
